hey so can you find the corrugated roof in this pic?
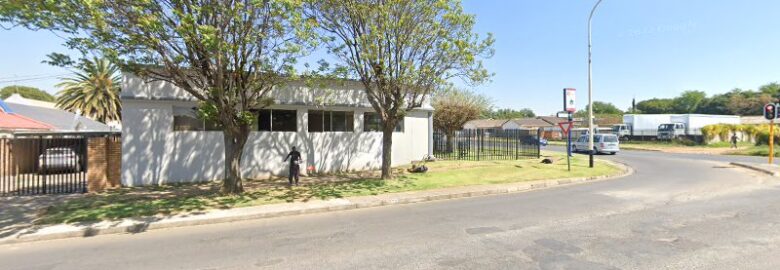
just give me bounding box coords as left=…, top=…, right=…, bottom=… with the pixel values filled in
left=3, top=102, right=112, bottom=132
left=0, top=100, right=53, bottom=130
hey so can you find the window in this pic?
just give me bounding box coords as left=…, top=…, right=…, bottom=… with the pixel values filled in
left=308, top=110, right=354, bottom=132
left=363, top=112, right=403, bottom=132
left=257, top=109, right=297, bottom=132
left=173, top=115, right=203, bottom=131
left=172, top=107, right=220, bottom=131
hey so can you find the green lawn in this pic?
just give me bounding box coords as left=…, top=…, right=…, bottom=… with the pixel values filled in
left=36, top=152, right=621, bottom=224
left=726, top=145, right=779, bottom=157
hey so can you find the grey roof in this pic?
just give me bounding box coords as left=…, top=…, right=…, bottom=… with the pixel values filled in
left=508, top=118, right=554, bottom=127
left=3, top=102, right=112, bottom=132
left=463, top=119, right=509, bottom=129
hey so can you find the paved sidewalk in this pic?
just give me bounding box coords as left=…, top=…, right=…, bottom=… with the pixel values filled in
left=730, top=162, right=780, bottom=176
left=0, top=160, right=631, bottom=245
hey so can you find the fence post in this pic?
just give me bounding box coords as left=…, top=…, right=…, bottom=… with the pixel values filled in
left=537, top=128, right=541, bottom=159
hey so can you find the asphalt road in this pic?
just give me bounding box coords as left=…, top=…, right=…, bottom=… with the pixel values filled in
left=3, top=149, right=780, bottom=270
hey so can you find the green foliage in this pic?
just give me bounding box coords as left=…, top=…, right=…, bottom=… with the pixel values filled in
left=309, top=0, right=494, bottom=178
left=484, top=108, right=535, bottom=119
left=574, top=101, right=622, bottom=117
left=635, top=98, right=675, bottom=114
left=56, top=57, right=121, bottom=123
left=0, top=85, right=55, bottom=102
left=634, top=82, right=780, bottom=116
left=672, top=90, right=706, bottom=113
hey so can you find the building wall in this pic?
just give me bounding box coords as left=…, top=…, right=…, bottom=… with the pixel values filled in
left=121, top=77, right=433, bottom=186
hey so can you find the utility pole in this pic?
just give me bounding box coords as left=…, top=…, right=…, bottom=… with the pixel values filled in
left=587, top=0, right=604, bottom=168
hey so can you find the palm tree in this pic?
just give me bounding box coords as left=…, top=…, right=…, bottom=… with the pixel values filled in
left=56, top=58, right=121, bottom=124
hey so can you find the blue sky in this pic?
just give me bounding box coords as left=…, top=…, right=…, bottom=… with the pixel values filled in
left=1, top=1, right=779, bottom=115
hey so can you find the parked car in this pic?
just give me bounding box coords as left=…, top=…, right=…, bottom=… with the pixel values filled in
left=521, top=136, right=548, bottom=146
left=38, top=147, right=81, bottom=173
left=572, top=134, right=619, bottom=154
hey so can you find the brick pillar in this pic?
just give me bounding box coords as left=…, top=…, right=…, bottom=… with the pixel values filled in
left=106, top=136, right=121, bottom=188
left=0, top=140, right=10, bottom=177
left=87, top=137, right=108, bottom=192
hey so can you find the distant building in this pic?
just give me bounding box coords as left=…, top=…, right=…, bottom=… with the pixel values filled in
left=0, top=99, right=53, bottom=136
left=1, top=99, right=112, bottom=133
left=3, top=93, right=57, bottom=109
left=462, top=119, right=508, bottom=132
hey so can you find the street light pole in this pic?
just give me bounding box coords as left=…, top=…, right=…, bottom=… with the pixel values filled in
left=587, top=0, right=603, bottom=168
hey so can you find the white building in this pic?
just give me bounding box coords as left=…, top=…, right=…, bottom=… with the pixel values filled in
left=120, top=74, right=434, bottom=186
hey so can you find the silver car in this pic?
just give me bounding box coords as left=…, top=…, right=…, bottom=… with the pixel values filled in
left=572, top=134, right=620, bottom=155
left=38, top=147, right=82, bottom=173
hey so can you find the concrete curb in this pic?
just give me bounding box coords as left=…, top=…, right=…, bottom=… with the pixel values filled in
left=729, top=162, right=780, bottom=176
left=0, top=160, right=633, bottom=245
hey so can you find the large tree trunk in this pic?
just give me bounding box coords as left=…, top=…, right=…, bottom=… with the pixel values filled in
left=222, top=126, right=249, bottom=194
left=380, top=122, right=394, bottom=179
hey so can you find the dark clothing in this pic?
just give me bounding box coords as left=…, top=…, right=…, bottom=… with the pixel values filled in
left=288, top=164, right=300, bottom=185
left=285, top=150, right=302, bottom=166
left=284, top=150, right=302, bottom=185
left=731, top=135, right=739, bottom=148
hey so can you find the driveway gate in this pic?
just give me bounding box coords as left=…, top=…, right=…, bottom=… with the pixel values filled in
left=1, top=133, right=89, bottom=196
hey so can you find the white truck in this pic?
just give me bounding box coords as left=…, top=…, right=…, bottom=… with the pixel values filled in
left=612, top=114, right=740, bottom=141
left=656, top=114, right=740, bottom=140
left=612, top=114, right=673, bottom=140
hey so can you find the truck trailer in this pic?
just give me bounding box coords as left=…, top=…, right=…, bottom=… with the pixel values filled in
left=612, top=114, right=740, bottom=141
left=657, top=114, right=740, bottom=140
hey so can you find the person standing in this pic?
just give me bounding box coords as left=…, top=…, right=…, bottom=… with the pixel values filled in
left=283, top=146, right=302, bottom=186
left=730, top=133, right=739, bottom=149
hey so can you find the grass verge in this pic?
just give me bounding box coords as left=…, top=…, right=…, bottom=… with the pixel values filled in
left=37, top=152, right=621, bottom=224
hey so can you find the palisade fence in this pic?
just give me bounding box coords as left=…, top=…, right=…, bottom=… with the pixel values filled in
left=0, top=132, right=121, bottom=196
left=433, top=128, right=541, bottom=161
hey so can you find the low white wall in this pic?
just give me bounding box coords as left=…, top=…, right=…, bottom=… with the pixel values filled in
left=121, top=100, right=431, bottom=186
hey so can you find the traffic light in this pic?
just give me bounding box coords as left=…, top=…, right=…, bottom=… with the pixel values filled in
left=764, top=103, right=777, bottom=120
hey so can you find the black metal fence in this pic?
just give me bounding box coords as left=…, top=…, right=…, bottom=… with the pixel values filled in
left=433, top=129, right=541, bottom=160
left=1, top=134, right=88, bottom=196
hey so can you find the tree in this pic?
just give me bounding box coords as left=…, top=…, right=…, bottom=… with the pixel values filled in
left=672, top=90, right=706, bottom=113
left=636, top=98, right=674, bottom=114
left=2, top=0, right=317, bottom=194
left=432, top=87, right=491, bottom=152
left=309, top=0, right=494, bottom=178
left=0, top=85, right=55, bottom=102
left=759, top=82, right=780, bottom=98
left=575, top=101, right=622, bottom=117
left=56, top=57, right=121, bottom=123
left=484, top=108, right=535, bottom=119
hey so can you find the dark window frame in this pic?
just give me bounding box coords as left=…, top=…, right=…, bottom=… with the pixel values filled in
left=363, top=112, right=404, bottom=132
left=257, top=109, right=298, bottom=132
left=308, top=110, right=355, bottom=132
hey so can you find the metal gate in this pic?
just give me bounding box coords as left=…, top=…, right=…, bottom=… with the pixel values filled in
left=433, top=128, right=541, bottom=160
left=1, top=134, right=88, bottom=196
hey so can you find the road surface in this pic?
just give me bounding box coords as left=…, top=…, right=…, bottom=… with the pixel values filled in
left=2, top=149, right=780, bottom=269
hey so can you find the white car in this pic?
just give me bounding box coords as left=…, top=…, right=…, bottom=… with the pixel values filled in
left=572, top=134, right=620, bottom=155
left=38, top=147, right=82, bottom=173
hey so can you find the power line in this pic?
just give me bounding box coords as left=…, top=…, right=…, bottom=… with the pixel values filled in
left=0, top=74, right=69, bottom=84
left=0, top=73, right=70, bottom=80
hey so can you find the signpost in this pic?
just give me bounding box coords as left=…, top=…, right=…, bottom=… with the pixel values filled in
left=558, top=120, right=574, bottom=171
left=559, top=88, right=577, bottom=171
left=764, top=103, right=777, bottom=164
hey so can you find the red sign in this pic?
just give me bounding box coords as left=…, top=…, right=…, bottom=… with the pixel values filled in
left=563, top=88, right=576, bottom=112
left=558, top=122, right=573, bottom=134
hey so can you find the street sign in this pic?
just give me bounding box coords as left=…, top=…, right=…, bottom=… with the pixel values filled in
left=558, top=121, right=573, bottom=134
left=556, top=112, right=571, bottom=118
left=563, top=88, right=576, bottom=112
